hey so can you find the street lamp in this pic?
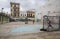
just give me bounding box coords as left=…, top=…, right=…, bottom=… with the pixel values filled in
left=1, top=8, right=4, bottom=13
left=1, top=8, right=4, bottom=24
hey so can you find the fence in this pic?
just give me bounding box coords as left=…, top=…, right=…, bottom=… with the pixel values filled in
left=0, top=14, right=10, bottom=24
left=43, top=15, right=60, bottom=31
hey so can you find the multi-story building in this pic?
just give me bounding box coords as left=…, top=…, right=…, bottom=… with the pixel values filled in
left=10, top=2, right=20, bottom=18
left=27, top=10, right=35, bottom=20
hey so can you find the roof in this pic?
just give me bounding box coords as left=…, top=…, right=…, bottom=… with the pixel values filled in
left=10, top=2, right=20, bottom=5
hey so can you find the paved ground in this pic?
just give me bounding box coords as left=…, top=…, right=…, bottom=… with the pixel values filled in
left=0, top=22, right=41, bottom=32
left=0, top=31, right=60, bottom=39
left=0, top=22, right=60, bottom=39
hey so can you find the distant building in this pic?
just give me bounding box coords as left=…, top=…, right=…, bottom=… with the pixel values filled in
left=10, top=2, right=20, bottom=18
left=27, top=10, right=35, bottom=20
left=20, top=11, right=27, bottom=19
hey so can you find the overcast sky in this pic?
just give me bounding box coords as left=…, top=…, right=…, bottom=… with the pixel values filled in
left=0, top=0, right=49, bottom=14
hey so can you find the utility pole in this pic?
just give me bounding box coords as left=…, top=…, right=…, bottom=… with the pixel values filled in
left=1, top=8, right=4, bottom=24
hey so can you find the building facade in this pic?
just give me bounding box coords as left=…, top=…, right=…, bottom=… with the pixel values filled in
left=10, top=2, right=20, bottom=18
left=27, top=10, right=35, bottom=20
left=20, top=11, right=27, bottom=19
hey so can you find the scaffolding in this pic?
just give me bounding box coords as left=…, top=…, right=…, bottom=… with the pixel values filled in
left=43, top=15, right=60, bottom=31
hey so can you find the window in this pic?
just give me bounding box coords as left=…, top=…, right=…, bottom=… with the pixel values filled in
left=12, top=5, right=14, bottom=7
left=11, top=4, right=12, bottom=7
left=18, top=13, right=19, bottom=16
left=23, top=14, right=24, bottom=17
left=11, top=9, right=12, bottom=11
left=16, top=5, right=19, bottom=7
left=21, top=14, right=22, bottom=16
left=14, top=9, right=16, bottom=11
left=14, top=13, right=16, bottom=17
left=13, top=9, right=14, bottom=11
left=31, top=14, right=32, bottom=17
left=0, top=16, right=1, bottom=21
left=29, top=14, right=31, bottom=17
left=25, top=14, right=26, bottom=16
left=33, top=15, right=35, bottom=17
left=16, top=9, right=18, bottom=11
left=29, top=14, right=30, bottom=17
left=27, top=14, right=28, bottom=17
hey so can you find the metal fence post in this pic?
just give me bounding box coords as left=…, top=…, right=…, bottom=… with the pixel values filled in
left=43, top=16, right=44, bottom=29
left=1, top=16, right=3, bottom=24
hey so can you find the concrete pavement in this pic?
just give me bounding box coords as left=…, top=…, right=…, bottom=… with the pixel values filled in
left=0, top=22, right=60, bottom=39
